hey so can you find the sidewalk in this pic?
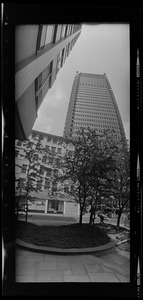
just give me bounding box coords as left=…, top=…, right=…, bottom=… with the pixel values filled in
left=15, top=247, right=130, bottom=282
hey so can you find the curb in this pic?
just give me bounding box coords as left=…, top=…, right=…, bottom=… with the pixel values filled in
left=16, top=238, right=117, bottom=256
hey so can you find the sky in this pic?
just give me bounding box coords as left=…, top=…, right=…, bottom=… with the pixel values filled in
left=33, top=24, right=130, bottom=141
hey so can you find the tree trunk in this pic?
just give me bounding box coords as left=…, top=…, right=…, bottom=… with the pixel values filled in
left=116, top=209, right=122, bottom=232
left=89, top=211, right=93, bottom=224
left=25, top=198, right=28, bottom=222
left=79, top=206, right=83, bottom=226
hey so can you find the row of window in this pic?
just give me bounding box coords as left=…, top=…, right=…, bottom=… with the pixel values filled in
left=72, top=123, right=119, bottom=130
left=76, top=91, right=111, bottom=97
left=36, top=34, right=77, bottom=106
left=76, top=107, right=114, bottom=113
left=79, top=82, right=107, bottom=85
left=75, top=104, right=114, bottom=110
left=74, top=111, right=117, bottom=117
left=57, top=34, right=78, bottom=73
left=31, top=133, right=63, bottom=144
left=73, top=118, right=119, bottom=125
left=71, top=126, right=120, bottom=134
left=17, top=177, right=57, bottom=190
left=78, top=87, right=108, bottom=91
left=20, top=163, right=58, bottom=177
left=79, top=83, right=107, bottom=88
left=76, top=100, right=113, bottom=106
left=75, top=94, right=112, bottom=100
left=37, top=24, right=81, bottom=51
left=15, top=147, right=62, bottom=161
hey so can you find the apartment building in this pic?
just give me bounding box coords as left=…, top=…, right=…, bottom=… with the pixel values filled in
left=15, top=130, right=79, bottom=215
left=63, top=72, right=127, bottom=145
left=15, top=24, right=82, bottom=140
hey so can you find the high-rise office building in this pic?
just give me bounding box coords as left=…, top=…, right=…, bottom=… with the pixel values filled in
left=63, top=72, right=126, bottom=144
left=15, top=24, right=82, bottom=140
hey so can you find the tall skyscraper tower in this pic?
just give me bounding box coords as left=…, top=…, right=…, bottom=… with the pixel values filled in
left=63, top=72, right=126, bottom=144
left=15, top=24, right=82, bottom=140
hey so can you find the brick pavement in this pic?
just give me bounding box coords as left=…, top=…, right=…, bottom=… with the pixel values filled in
left=15, top=247, right=130, bottom=282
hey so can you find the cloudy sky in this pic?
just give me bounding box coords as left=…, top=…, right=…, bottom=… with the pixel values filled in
left=33, top=23, right=130, bottom=140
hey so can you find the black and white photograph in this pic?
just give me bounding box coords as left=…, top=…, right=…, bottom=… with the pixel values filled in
left=2, top=3, right=142, bottom=297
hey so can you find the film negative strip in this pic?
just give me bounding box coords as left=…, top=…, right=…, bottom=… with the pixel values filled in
left=136, top=48, right=142, bottom=298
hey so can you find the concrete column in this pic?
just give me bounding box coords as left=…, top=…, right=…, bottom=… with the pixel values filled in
left=45, top=199, right=48, bottom=213
left=63, top=201, right=66, bottom=215
left=77, top=204, right=80, bottom=216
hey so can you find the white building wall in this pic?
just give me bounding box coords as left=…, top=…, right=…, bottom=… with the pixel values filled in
left=15, top=30, right=81, bottom=101
left=65, top=202, right=79, bottom=216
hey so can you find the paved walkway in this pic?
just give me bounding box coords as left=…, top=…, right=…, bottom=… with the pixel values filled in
left=15, top=247, right=130, bottom=282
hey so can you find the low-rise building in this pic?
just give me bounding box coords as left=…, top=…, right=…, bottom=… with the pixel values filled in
left=15, top=130, right=79, bottom=216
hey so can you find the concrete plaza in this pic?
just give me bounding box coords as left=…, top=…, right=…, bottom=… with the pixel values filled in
left=15, top=247, right=130, bottom=283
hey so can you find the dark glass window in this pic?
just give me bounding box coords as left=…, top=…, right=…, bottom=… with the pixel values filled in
left=18, top=178, right=26, bottom=188
left=42, top=155, right=47, bottom=163
left=21, top=164, right=27, bottom=174
left=51, top=146, right=56, bottom=153
left=57, top=148, right=62, bottom=154
left=40, top=166, right=45, bottom=175
left=15, top=150, right=19, bottom=157
left=45, top=145, right=50, bottom=152
left=55, top=25, right=62, bottom=42
left=45, top=179, right=50, bottom=189
left=47, top=136, right=52, bottom=142
left=17, top=140, right=22, bottom=146
left=46, top=168, right=52, bottom=177
left=61, top=25, right=66, bottom=38
left=37, top=180, right=42, bottom=189
left=48, top=157, right=53, bottom=165
left=33, top=154, right=38, bottom=161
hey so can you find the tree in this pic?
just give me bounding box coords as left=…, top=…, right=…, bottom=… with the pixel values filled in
left=15, top=137, right=51, bottom=221
left=105, top=143, right=130, bottom=231
left=61, top=128, right=120, bottom=226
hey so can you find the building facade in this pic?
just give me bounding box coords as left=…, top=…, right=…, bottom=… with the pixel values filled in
left=63, top=72, right=126, bottom=144
left=15, top=130, right=79, bottom=216
left=15, top=24, right=82, bottom=140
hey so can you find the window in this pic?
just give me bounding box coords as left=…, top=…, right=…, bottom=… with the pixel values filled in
left=52, top=184, right=57, bottom=192
left=35, top=61, right=53, bottom=109
left=48, top=157, right=53, bottom=165
left=37, top=180, right=42, bottom=189
left=42, top=155, right=47, bottom=163
left=64, top=186, right=69, bottom=193
left=45, top=25, right=54, bottom=45
left=55, top=24, right=62, bottom=42
left=15, top=150, right=19, bottom=157
left=36, top=65, right=51, bottom=93
left=40, top=166, right=45, bottom=175
left=33, top=154, right=38, bottom=161
left=61, top=25, right=66, bottom=38
left=39, top=25, right=47, bottom=48
left=57, top=148, right=62, bottom=154
left=54, top=170, right=58, bottom=177
left=47, top=136, right=52, bottom=142
left=51, top=146, right=56, bottom=153
left=66, top=43, right=70, bottom=57
left=53, top=137, right=58, bottom=144
left=45, top=179, right=50, bottom=189
left=45, top=145, right=50, bottom=152
left=38, top=25, right=55, bottom=50
left=18, top=178, right=26, bottom=188
left=46, top=168, right=52, bottom=177
left=17, top=140, right=22, bottom=146
left=21, top=164, right=27, bottom=174
left=57, top=48, right=65, bottom=71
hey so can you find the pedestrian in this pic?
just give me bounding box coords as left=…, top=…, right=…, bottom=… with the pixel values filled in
left=100, top=214, right=104, bottom=223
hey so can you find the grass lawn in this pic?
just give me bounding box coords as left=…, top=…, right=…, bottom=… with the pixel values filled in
left=15, top=221, right=111, bottom=248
